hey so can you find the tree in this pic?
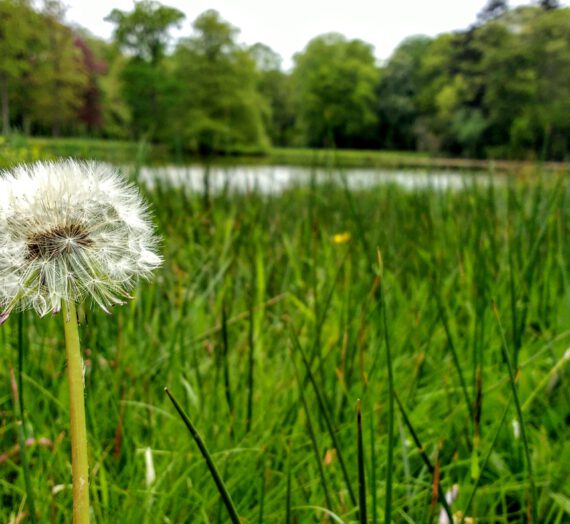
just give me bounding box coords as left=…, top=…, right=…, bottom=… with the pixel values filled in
left=516, top=8, right=570, bottom=158
left=377, top=36, right=432, bottom=150
left=106, top=0, right=184, bottom=64
left=74, top=36, right=107, bottom=132
left=98, top=53, right=133, bottom=139
left=13, top=0, right=89, bottom=136
left=172, top=10, right=268, bottom=153
left=412, top=23, right=497, bottom=157
left=0, top=0, right=35, bottom=134
left=249, top=43, right=296, bottom=146
left=106, top=1, right=184, bottom=139
left=293, top=33, right=379, bottom=148
left=539, top=0, right=560, bottom=10
left=477, top=0, right=509, bottom=24
left=249, top=42, right=282, bottom=72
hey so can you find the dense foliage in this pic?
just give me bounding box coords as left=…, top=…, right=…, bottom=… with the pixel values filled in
left=1, top=0, right=570, bottom=159
left=1, top=166, right=570, bottom=521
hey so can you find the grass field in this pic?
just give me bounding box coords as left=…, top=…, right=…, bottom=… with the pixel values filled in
left=2, top=136, right=569, bottom=172
left=1, top=161, right=570, bottom=523
left=0, top=136, right=170, bottom=169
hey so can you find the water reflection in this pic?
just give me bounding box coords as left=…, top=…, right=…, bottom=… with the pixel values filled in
left=138, top=165, right=490, bottom=193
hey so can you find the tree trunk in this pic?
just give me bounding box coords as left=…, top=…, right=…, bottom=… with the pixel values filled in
left=0, top=73, right=10, bottom=135
left=49, top=23, right=61, bottom=138
left=52, top=74, right=61, bottom=137
left=23, top=116, right=31, bottom=136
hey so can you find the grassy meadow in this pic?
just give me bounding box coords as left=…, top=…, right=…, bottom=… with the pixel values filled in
left=1, top=161, right=570, bottom=523
left=3, top=136, right=568, bottom=173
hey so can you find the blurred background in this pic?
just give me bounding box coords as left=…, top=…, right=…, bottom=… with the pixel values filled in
left=0, top=0, right=569, bottom=162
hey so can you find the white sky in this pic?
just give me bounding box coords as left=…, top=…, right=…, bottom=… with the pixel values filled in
left=60, top=0, right=566, bottom=69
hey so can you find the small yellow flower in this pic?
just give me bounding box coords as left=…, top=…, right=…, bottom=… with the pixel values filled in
left=333, top=231, right=351, bottom=244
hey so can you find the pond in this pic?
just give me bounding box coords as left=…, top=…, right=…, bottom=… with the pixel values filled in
left=137, top=165, right=493, bottom=194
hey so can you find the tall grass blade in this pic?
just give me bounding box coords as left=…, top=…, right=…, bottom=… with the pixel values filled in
left=10, top=368, right=36, bottom=524
left=164, top=388, right=241, bottom=524
left=357, top=399, right=367, bottom=524
left=290, top=329, right=358, bottom=507
left=286, top=441, right=292, bottom=524
left=434, top=291, right=473, bottom=421
left=370, top=399, right=378, bottom=524
left=340, top=171, right=372, bottom=259
left=492, top=303, right=538, bottom=524
left=394, top=392, right=453, bottom=522
left=221, top=302, right=234, bottom=437
left=291, top=353, right=334, bottom=509
left=257, top=456, right=266, bottom=524
left=246, top=296, right=255, bottom=434
left=376, top=252, right=394, bottom=524
left=461, top=399, right=511, bottom=522
left=16, top=313, right=36, bottom=523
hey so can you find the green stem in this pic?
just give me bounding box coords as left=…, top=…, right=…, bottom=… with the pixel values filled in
left=62, top=301, right=90, bottom=524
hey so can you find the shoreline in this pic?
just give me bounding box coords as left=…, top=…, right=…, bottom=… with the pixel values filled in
left=1, top=137, right=568, bottom=172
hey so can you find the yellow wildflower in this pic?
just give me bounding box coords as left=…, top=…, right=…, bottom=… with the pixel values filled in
left=333, top=231, right=351, bottom=244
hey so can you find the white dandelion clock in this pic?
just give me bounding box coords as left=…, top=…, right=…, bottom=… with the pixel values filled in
left=0, top=160, right=161, bottom=320
left=0, top=160, right=161, bottom=523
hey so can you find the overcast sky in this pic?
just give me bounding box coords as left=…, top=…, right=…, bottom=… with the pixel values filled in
left=60, top=0, right=566, bottom=69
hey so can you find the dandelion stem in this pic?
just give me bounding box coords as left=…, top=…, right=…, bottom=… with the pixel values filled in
left=63, top=301, right=90, bottom=524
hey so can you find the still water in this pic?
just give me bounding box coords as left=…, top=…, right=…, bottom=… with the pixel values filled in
left=138, top=165, right=491, bottom=194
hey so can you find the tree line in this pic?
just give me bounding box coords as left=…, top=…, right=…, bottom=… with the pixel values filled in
left=1, top=0, right=569, bottom=160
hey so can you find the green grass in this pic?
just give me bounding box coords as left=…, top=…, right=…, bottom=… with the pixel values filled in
left=2, top=136, right=569, bottom=171
left=266, top=147, right=568, bottom=171
left=0, top=136, right=169, bottom=168
left=1, top=164, right=570, bottom=523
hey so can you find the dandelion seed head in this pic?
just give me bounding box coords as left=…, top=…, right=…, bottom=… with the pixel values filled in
left=0, top=160, right=161, bottom=319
